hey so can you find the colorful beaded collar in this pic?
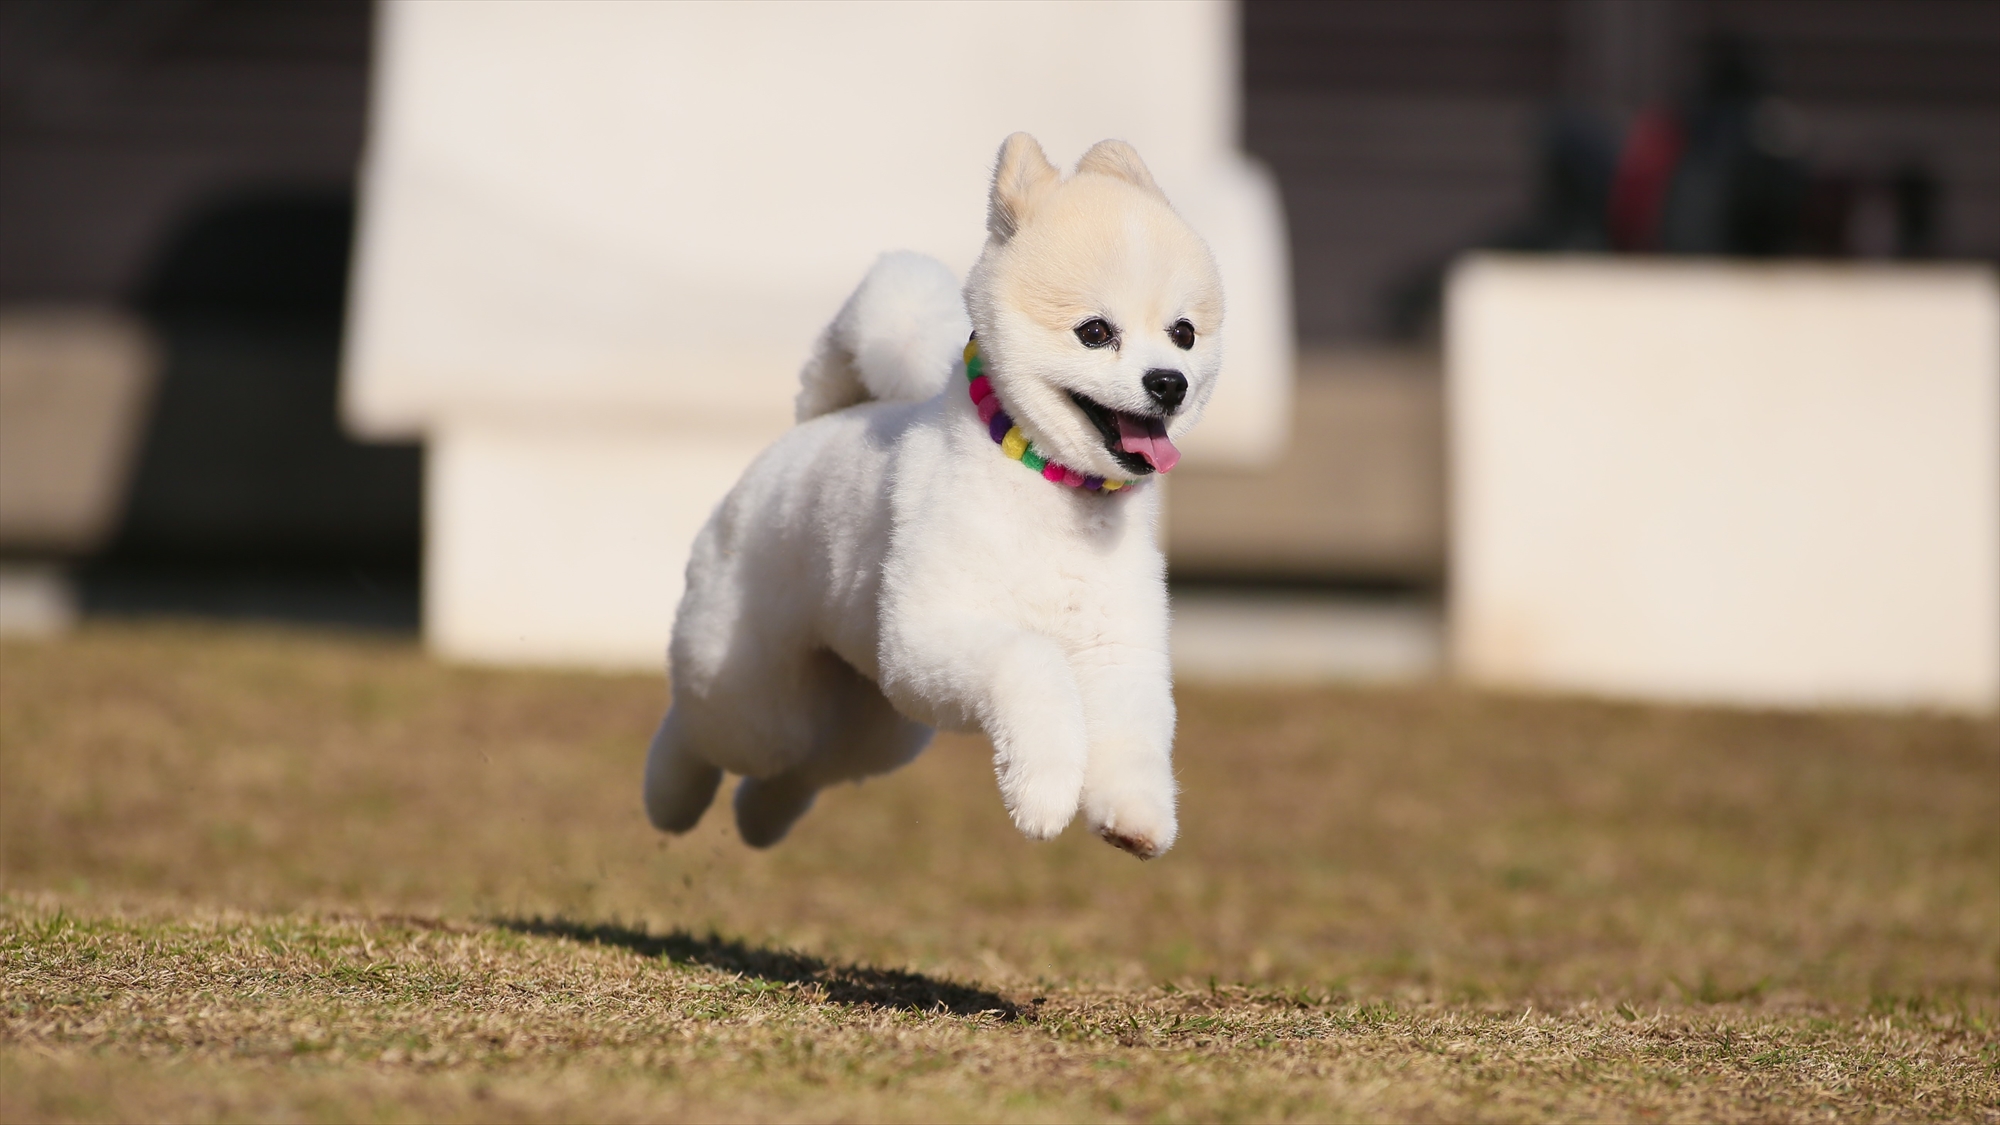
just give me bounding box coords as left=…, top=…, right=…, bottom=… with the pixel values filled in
left=962, top=338, right=1137, bottom=493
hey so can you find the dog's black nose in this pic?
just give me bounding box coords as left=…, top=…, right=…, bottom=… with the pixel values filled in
left=1142, top=369, right=1187, bottom=411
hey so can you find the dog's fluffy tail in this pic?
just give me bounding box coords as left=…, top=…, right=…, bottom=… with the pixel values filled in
left=795, top=251, right=971, bottom=422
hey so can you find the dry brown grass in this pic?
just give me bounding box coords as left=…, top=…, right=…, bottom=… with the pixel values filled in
left=2, top=622, right=1996, bottom=1122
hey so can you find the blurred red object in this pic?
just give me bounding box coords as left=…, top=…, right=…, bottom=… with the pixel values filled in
left=1607, top=109, right=1686, bottom=252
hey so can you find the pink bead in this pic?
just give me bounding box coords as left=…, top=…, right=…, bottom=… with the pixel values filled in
left=1061, top=468, right=1084, bottom=487
left=967, top=376, right=992, bottom=403
left=1043, top=462, right=1066, bottom=482
left=977, top=395, right=1002, bottom=425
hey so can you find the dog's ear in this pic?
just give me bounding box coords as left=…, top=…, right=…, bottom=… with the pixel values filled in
left=1076, top=139, right=1164, bottom=198
left=988, top=132, right=1060, bottom=242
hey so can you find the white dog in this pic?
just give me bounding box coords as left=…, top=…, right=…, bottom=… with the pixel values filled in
left=643, top=133, right=1223, bottom=858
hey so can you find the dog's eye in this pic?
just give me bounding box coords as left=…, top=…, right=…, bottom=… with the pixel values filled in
left=1074, top=318, right=1117, bottom=349
left=1168, top=320, right=1195, bottom=350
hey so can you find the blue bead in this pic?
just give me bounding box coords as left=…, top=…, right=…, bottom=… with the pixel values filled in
left=988, top=411, right=1012, bottom=443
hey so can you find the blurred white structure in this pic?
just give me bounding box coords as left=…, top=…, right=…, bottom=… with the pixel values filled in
left=0, top=564, right=77, bottom=638
left=0, top=308, right=159, bottom=639
left=0, top=308, right=159, bottom=557
left=1448, top=256, right=2000, bottom=714
left=343, top=0, right=1292, bottom=668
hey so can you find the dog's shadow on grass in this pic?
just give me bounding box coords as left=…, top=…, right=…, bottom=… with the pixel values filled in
left=499, top=916, right=1025, bottom=1020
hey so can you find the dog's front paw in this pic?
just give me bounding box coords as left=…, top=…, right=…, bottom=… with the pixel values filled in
left=1085, top=789, right=1177, bottom=859
left=999, top=764, right=1083, bottom=841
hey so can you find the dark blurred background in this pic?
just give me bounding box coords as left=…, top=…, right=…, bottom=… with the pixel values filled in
left=1, top=0, right=1994, bottom=629
left=0, top=0, right=414, bottom=627
left=1196, top=0, right=1995, bottom=590
left=1247, top=0, right=1997, bottom=343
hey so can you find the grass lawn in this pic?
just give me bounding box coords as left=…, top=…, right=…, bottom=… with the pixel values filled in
left=2, top=623, right=1995, bottom=1122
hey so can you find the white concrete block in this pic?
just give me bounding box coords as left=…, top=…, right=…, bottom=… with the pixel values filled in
left=1447, top=255, right=2000, bottom=713
left=345, top=2, right=1288, bottom=461
left=425, top=422, right=769, bottom=670
left=343, top=1, right=1295, bottom=668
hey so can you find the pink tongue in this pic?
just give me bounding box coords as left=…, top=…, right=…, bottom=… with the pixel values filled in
left=1115, top=413, right=1181, bottom=473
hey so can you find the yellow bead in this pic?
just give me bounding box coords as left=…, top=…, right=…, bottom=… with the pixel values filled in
left=963, top=340, right=979, bottom=364
left=1101, top=479, right=1122, bottom=492
left=1000, top=427, right=1028, bottom=460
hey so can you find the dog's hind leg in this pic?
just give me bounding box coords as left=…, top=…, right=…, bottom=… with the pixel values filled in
left=732, top=650, right=932, bottom=848
left=732, top=772, right=818, bottom=848
left=643, top=708, right=725, bottom=833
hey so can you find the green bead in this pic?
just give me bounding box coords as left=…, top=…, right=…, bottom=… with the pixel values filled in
left=1021, top=446, right=1046, bottom=472
left=965, top=355, right=983, bottom=380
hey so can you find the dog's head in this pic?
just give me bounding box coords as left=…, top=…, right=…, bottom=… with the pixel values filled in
left=964, top=134, right=1224, bottom=480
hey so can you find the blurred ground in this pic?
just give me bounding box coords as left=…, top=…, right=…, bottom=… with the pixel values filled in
left=2, top=624, right=1995, bottom=1123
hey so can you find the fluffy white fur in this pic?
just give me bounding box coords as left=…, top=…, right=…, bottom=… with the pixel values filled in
left=644, top=134, right=1224, bottom=858
left=793, top=250, right=972, bottom=422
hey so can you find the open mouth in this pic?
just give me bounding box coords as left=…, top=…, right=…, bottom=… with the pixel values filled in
left=1068, top=392, right=1181, bottom=476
